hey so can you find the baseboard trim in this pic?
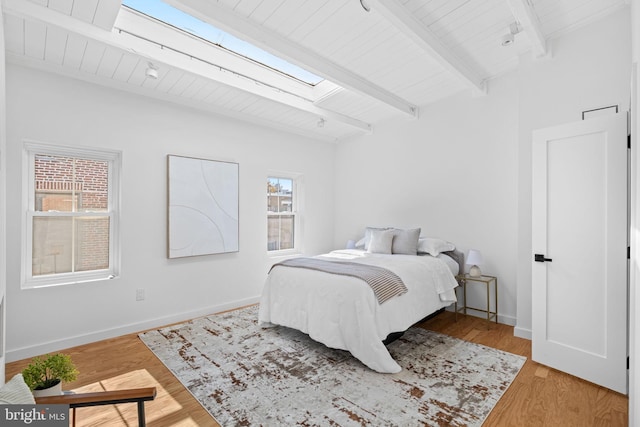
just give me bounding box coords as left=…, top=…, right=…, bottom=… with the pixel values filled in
left=514, top=325, right=532, bottom=340
left=6, top=296, right=261, bottom=363
left=445, top=307, right=517, bottom=326
left=497, top=314, right=517, bottom=326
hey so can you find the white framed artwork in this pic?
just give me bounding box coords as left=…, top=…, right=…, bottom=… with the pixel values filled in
left=168, top=155, right=239, bottom=258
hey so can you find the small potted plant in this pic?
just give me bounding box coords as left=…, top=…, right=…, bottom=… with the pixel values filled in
left=22, top=353, right=79, bottom=397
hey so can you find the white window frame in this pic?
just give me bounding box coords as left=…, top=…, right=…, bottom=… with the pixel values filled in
left=22, top=141, right=121, bottom=289
left=267, top=172, right=303, bottom=256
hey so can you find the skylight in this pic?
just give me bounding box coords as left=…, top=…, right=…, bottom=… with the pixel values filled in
left=122, top=0, right=324, bottom=86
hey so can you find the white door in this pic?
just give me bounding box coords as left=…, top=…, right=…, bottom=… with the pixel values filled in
left=532, top=113, right=628, bottom=394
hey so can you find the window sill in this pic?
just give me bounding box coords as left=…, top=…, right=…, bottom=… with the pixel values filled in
left=267, top=249, right=302, bottom=259
left=22, top=273, right=119, bottom=290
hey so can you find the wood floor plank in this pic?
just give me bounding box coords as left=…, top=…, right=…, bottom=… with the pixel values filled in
left=6, top=310, right=628, bottom=426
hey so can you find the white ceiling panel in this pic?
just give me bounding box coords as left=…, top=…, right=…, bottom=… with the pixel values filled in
left=536, top=0, right=626, bottom=38
left=92, top=0, right=122, bottom=30
left=208, top=85, right=247, bottom=107
left=43, top=24, right=67, bottom=65
left=295, top=3, right=374, bottom=53
left=179, top=77, right=209, bottom=99
left=315, top=90, right=400, bottom=123
left=79, top=40, right=106, bottom=75
left=70, top=0, right=100, bottom=25
left=95, top=47, right=122, bottom=79
left=2, top=0, right=629, bottom=142
left=48, top=0, right=74, bottom=16
left=125, top=58, right=147, bottom=86
left=289, top=1, right=344, bottom=42
left=167, top=73, right=197, bottom=97
left=248, top=1, right=289, bottom=25
left=154, top=68, right=185, bottom=93
left=112, top=52, right=140, bottom=83
left=23, top=19, right=46, bottom=59
left=4, top=13, right=24, bottom=55
left=62, top=33, right=88, bottom=70
left=188, top=80, right=217, bottom=102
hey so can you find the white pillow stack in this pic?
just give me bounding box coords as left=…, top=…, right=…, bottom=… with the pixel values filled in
left=355, top=226, right=455, bottom=257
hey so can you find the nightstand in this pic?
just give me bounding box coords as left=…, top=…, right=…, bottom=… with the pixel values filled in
left=455, top=273, right=498, bottom=328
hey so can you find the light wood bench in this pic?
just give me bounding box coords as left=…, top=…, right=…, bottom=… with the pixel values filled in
left=35, top=387, right=157, bottom=427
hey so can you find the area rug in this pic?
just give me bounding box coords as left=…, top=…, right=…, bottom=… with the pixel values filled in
left=139, top=305, right=525, bottom=426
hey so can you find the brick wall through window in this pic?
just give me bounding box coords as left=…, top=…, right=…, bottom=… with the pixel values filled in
left=33, top=155, right=110, bottom=275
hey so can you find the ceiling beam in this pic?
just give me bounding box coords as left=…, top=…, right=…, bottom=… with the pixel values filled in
left=165, top=0, right=419, bottom=118
left=2, top=0, right=372, bottom=132
left=507, top=0, right=547, bottom=58
left=369, top=0, right=486, bottom=94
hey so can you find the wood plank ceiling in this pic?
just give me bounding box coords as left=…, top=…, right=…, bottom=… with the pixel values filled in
left=1, top=0, right=629, bottom=142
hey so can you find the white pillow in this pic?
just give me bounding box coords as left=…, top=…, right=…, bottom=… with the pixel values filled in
left=367, top=229, right=394, bottom=254
left=0, top=374, right=36, bottom=404
left=418, top=237, right=455, bottom=257
left=392, top=228, right=421, bottom=255
left=361, top=227, right=392, bottom=251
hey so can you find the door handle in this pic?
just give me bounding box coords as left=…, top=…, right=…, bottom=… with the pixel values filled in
left=534, top=254, right=553, bottom=262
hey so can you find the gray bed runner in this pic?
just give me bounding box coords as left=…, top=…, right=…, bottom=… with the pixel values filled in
left=270, top=257, right=407, bottom=304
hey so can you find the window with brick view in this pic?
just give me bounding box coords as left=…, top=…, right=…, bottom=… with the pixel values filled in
left=267, top=176, right=295, bottom=252
left=33, top=155, right=109, bottom=276
left=24, top=143, right=121, bottom=288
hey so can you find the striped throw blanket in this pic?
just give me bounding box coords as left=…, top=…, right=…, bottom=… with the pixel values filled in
left=270, top=258, right=408, bottom=304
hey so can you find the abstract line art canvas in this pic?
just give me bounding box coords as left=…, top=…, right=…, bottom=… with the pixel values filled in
left=168, top=155, right=239, bottom=258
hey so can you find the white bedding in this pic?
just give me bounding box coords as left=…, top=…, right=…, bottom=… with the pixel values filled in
left=258, top=249, right=459, bottom=373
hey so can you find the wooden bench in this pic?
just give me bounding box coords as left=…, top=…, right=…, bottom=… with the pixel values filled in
left=35, top=387, right=157, bottom=427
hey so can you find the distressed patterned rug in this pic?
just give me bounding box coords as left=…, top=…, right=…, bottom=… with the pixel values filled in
left=139, top=305, right=525, bottom=426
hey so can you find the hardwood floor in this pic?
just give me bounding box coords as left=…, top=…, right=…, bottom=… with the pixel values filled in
left=6, top=310, right=628, bottom=426
left=422, top=312, right=628, bottom=427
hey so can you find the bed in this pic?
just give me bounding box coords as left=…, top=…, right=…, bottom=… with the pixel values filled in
left=258, top=228, right=462, bottom=374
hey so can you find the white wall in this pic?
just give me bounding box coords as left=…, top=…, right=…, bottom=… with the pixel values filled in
left=4, top=65, right=336, bottom=361
left=334, top=73, right=520, bottom=324
left=0, top=5, right=7, bottom=384
left=515, top=8, right=631, bottom=338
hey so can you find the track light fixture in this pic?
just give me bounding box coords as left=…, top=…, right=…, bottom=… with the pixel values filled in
left=360, top=0, right=370, bottom=12
left=145, top=62, right=159, bottom=79
left=501, top=22, right=522, bottom=46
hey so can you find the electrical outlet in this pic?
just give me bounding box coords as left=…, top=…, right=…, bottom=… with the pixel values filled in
left=136, top=289, right=145, bottom=301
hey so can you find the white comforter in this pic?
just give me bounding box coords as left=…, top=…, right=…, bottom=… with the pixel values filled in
left=258, top=249, right=459, bottom=373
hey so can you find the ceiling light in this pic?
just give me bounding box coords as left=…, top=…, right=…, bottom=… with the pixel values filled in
left=501, top=33, right=515, bottom=46
left=360, top=0, right=371, bottom=12
left=145, top=62, right=158, bottom=79
left=501, top=22, right=521, bottom=47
